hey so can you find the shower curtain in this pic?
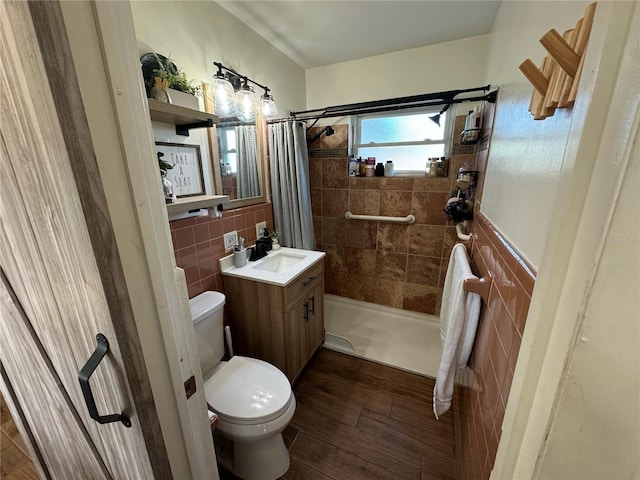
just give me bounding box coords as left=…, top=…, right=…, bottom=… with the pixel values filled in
left=235, top=125, right=260, bottom=198
left=268, top=120, right=315, bottom=250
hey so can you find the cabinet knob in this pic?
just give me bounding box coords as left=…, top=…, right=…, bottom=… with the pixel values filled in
left=303, top=276, right=316, bottom=287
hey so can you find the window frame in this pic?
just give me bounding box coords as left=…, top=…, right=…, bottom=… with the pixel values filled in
left=351, top=105, right=454, bottom=176
left=216, top=125, right=238, bottom=174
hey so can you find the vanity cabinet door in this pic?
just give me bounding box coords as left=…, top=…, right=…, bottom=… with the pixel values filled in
left=305, top=281, right=325, bottom=358
left=283, top=298, right=308, bottom=381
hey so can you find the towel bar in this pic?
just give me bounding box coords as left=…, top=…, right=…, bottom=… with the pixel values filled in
left=463, top=272, right=493, bottom=302
left=345, top=211, right=415, bottom=224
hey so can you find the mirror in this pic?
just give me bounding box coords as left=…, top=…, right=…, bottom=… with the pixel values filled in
left=203, top=83, right=268, bottom=209
left=216, top=121, right=260, bottom=200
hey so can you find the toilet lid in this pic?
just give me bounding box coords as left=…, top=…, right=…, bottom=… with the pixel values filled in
left=204, top=356, right=292, bottom=424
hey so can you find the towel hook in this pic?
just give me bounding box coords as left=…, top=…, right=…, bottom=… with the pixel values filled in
left=463, top=272, right=493, bottom=303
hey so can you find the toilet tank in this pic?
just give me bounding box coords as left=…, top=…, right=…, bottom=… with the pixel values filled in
left=189, top=291, right=226, bottom=378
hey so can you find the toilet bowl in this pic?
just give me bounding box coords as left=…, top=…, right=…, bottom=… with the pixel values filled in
left=190, top=291, right=295, bottom=480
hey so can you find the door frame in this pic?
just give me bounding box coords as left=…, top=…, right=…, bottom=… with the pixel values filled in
left=59, top=1, right=218, bottom=478
left=492, top=2, right=638, bottom=478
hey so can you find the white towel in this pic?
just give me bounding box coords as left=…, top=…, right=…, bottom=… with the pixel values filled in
left=433, top=243, right=481, bottom=419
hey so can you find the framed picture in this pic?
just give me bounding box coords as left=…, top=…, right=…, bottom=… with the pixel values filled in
left=155, top=142, right=205, bottom=197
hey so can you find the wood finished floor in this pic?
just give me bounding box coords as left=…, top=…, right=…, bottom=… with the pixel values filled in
left=220, top=348, right=455, bottom=480
left=0, top=349, right=455, bottom=480
left=1, top=394, right=39, bottom=480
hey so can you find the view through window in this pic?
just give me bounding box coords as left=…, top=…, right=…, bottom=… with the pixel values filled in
left=353, top=107, right=452, bottom=174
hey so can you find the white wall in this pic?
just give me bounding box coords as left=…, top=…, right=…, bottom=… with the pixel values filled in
left=130, top=1, right=306, bottom=116
left=480, top=1, right=592, bottom=268
left=539, top=123, right=639, bottom=478
left=305, top=35, right=489, bottom=111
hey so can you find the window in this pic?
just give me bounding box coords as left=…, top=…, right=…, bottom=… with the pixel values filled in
left=353, top=106, right=453, bottom=174
left=216, top=126, right=237, bottom=174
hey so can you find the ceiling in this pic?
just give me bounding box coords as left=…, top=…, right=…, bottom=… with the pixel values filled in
left=216, top=1, right=502, bottom=69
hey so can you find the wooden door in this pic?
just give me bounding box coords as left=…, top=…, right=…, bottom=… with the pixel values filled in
left=0, top=1, right=171, bottom=478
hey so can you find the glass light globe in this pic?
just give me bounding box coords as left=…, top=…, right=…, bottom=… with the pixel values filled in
left=212, top=75, right=236, bottom=117
left=235, top=85, right=257, bottom=122
left=260, top=93, right=278, bottom=119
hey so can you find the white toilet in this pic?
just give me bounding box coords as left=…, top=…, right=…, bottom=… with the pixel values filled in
left=189, top=291, right=295, bottom=480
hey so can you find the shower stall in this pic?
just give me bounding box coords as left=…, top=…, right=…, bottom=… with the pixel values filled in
left=323, top=294, right=442, bottom=377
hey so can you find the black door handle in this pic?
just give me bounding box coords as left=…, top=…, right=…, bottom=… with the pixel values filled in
left=78, top=334, right=131, bottom=428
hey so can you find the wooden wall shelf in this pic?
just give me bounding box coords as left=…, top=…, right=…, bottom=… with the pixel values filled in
left=147, top=98, right=218, bottom=136
left=165, top=195, right=229, bottom=215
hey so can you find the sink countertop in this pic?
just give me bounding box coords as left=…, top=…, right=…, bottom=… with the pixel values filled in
left=219, top=247, right=325, bottom=287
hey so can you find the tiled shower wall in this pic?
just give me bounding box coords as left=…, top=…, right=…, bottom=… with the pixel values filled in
left=452, top=100, right=537, bottom=479
left=308, top=120, right=477, bottom=315
left=169, top=203, right=274, bottom=298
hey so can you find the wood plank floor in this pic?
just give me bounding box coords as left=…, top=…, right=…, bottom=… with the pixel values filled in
left=219, top=348, right=456, bottom=480
left=1, top=349, right=456, bottom=480
left=1, top=394, right=39, bottom=480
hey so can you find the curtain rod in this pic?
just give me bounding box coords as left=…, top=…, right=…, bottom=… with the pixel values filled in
left=268, top=90, right=497, bottom=124
left=290, top=85, right=491, bottom=117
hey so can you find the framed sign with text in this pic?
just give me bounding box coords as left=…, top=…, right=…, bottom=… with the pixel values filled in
left=154, top=142, right=205, bottom=197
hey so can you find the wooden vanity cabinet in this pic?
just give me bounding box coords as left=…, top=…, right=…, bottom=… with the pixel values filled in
left=223, top=259, right=324, bottom=382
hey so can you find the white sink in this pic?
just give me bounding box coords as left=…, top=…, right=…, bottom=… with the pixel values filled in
left=220, top=247, right=325, bottom=286
left=252, top=252, right=305, bottom=273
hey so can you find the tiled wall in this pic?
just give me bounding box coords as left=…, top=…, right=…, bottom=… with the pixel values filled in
left=308, top=120, right=477, bottom=315
left=451, top=99, right=537, bottom=479
left=169, top=203, right=274, bottom=298
left=453, top=214, right=535, bottom=479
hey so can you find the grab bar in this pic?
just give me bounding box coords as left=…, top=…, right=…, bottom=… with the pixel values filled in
left=345, top=211, right=415, bottom=224
left=455, top=220, right=472, bottom=241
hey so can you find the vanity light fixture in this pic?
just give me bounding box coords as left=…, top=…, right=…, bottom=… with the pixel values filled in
left=212, top=61, right=278, bottom=120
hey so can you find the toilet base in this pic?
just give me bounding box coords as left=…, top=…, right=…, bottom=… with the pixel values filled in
left=214, top=430, right=290, bottom=480
left=233, top=433, right=290, bottom=480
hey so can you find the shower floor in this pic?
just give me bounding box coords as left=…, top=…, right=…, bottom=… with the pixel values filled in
left=323, top=294, right=442, bottom=378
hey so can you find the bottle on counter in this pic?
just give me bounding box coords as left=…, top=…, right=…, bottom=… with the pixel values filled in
left=384, top=161, right=394, bottom=177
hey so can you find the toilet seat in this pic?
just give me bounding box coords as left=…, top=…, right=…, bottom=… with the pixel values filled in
left=204, top=356, right=292, bottom=425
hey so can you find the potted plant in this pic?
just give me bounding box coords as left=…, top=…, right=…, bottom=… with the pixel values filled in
left=143, top=53, right=202, bottom=109
left=157, top=151, right=176, bottom=204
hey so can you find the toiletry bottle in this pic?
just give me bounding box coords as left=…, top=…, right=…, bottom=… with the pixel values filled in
left=375, top=163, right=385, bottom=176
left=465, top=110, right=473, bottom=131
left=471, top=106, right=482, bottom=129
left=384, top=161, right=394, bottom=177
left=349, top=155, right=357, bottom=176
left=358, top=157, right=366, bottom=177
